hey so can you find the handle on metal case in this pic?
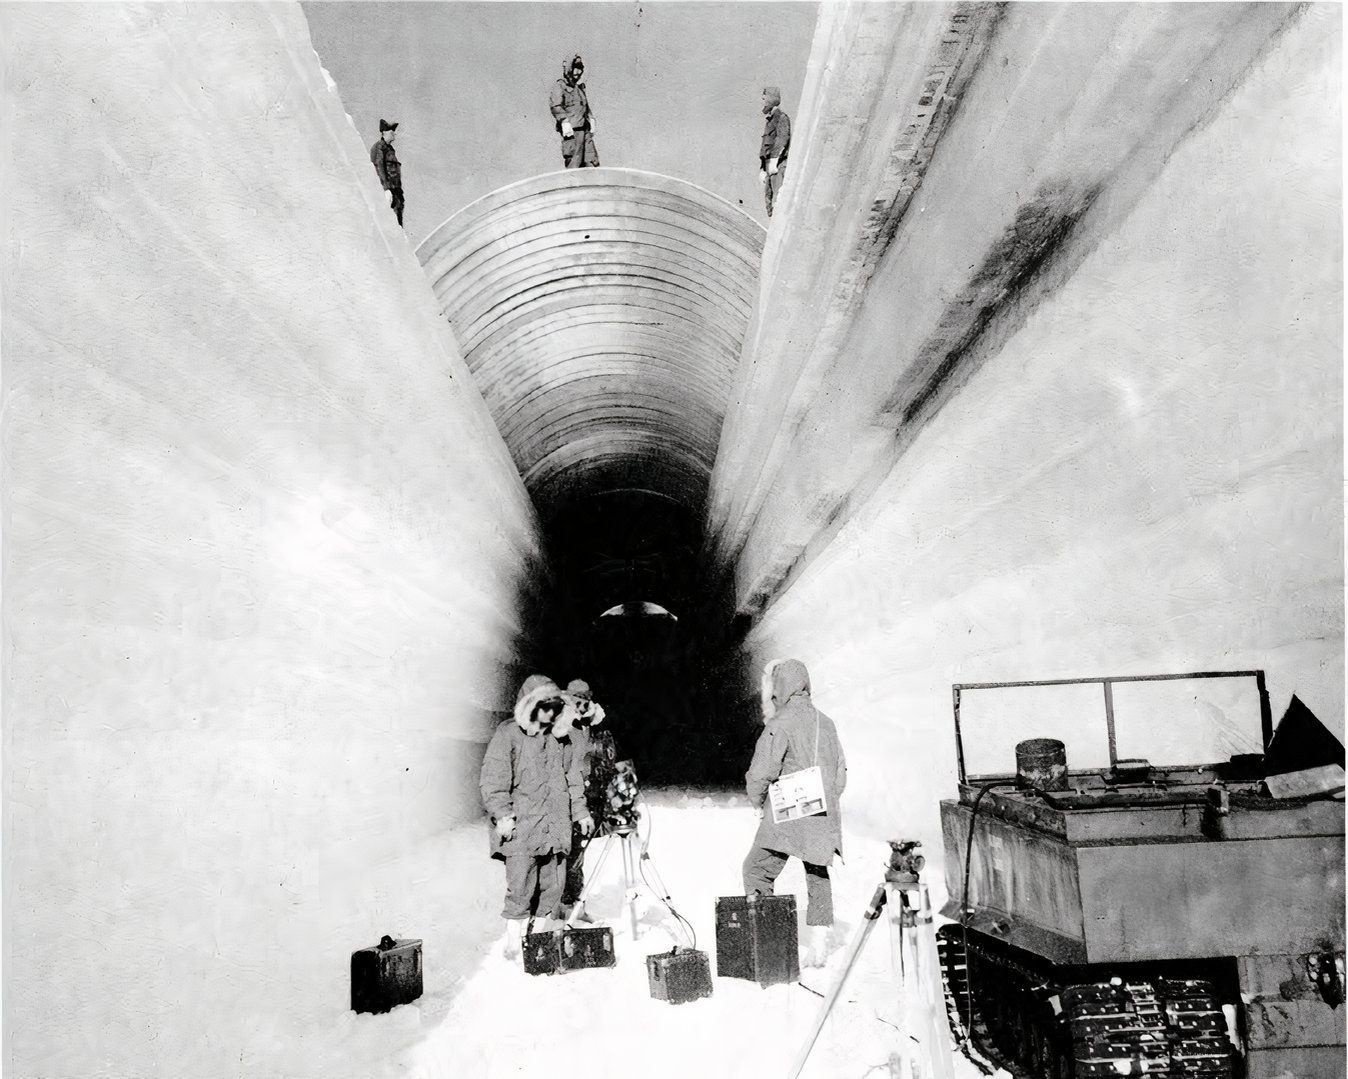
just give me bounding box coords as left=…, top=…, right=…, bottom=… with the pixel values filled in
left=377, top=935, right=397, bottom=950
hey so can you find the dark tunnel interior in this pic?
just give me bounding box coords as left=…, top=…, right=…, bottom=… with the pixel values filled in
left=511, top=489, right=760, bottom=789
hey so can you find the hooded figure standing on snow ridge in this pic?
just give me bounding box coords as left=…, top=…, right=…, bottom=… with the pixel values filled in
left=550, top=53, right=599, bottom=168
left=743, top=658, right=847, bottom=965
left=480, top=675, right=593, bottom=959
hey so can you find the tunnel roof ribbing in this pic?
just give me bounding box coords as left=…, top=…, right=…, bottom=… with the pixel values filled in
left=417, top=169, right=764, bottom=516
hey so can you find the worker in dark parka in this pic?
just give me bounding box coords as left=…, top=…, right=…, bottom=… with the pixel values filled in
left=369, top=118, right=404, bottom=227
left=743, top=657, right=847, bottom=966
left=550, top=54, right=599, bottom=168
left=759, top=86, right=791, bottom=218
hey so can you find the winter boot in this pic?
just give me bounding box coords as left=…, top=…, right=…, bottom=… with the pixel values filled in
left=503, top=918, right=526, bottom=961
left=800, top=924, right=832, bottom=968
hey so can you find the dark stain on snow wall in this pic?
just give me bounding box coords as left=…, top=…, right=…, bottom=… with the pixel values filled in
left=858, top=3, right=1007, bottom=274
left=888, top=179, right=1103, bottom=428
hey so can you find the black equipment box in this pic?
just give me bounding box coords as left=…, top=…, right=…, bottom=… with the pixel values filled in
left=523, top=925, right=616, bottom=976
left=561, top=925, right=616, bottom=971
left=351, top=935, right=423, bottom=1014
left=523, top=927, right=560, bottom=975
left=646, top=946, right=713, bottom=1004
left=715, top=895, right=799, bottom=987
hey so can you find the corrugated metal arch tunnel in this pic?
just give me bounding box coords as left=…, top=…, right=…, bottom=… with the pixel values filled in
left=417, top=169, right=765, bottom=781
left=418, top=169, right=763, bottom=518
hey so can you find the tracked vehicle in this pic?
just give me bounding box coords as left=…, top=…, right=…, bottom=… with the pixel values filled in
left=935, top=671, right=1345, bottom=1078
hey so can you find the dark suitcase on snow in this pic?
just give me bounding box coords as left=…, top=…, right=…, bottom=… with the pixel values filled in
left=523, top=927, right=562, bottom=975
left=647, top=946, right=713, bottom=1004
left=523, top=925, right=616, bottom=976
left=715, top=894, right=799, bottom=987
left=351, top=935, right=423, bottom=1013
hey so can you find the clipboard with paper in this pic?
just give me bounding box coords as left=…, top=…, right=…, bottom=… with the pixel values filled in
left=766, top=709, right=828, bottom=824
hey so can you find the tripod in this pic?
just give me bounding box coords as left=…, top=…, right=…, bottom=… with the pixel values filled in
left=565, top=814, right=682, bottom=942
left=788, top=841, right=957, bottom=1079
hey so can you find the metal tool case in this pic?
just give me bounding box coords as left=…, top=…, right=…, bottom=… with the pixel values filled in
left=350, top=935, right=423, bottom=1014
left=715, top=894, right=800, bottom=987
left=647, top=946, right=714, bottom=1004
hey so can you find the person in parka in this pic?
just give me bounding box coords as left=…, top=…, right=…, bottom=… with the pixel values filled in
left=742, top=658, right=847, bottom=964
left=369, top=119, right=404, bottom=227
left=759, top=87, right=791, bottom=218
left=550, top=54, right=599, bottom=168
left=558, top=679, right=614, bottom=919
left=480, top=675, right=593, bottom=959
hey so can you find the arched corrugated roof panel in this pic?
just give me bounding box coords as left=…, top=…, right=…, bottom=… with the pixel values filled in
left=417, top=168, right=763, bottom=516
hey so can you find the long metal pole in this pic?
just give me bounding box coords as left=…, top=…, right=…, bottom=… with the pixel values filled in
left=622, top=832, right=640, bottom=940
left=888, top=892, right=914, bottom=1079
left=787, top=885, right=888, bottom=1079
left=907, top=885, right=956, bottom=1079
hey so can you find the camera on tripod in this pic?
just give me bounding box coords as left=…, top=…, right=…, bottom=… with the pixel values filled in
left=588, top=750, right=640, bottom=836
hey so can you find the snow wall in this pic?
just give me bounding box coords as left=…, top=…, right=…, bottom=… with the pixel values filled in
left=3, top=5, right=538, bottom=1076
left=735, top=5, right=1343, bottom=848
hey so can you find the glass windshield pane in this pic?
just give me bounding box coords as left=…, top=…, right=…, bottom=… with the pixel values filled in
left=958, top=682, right=1112, bottom=779
left=956, top=673, right=1266, bottom=780
left=1111, top=677, right=1263, bottom=765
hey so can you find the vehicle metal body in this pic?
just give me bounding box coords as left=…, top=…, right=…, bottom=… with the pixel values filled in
left=937, top=671, right=1345, bottom=1078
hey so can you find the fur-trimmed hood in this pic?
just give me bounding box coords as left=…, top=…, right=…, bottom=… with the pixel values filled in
left=514, top=675, right=569, bottom=736
left=760, top=657, right=811, bottom=720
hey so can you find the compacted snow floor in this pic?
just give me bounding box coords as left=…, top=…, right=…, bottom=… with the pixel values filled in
left=319, top=790, right=996, bottom=1079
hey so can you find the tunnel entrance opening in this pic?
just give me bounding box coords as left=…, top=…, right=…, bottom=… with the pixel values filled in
left=414, top=170, right=768, bottom=791
left=514, top=489, right=758, bottom=789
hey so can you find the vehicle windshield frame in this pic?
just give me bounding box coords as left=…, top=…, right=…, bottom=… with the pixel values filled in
left=951, top=670, right=1273, bottom=784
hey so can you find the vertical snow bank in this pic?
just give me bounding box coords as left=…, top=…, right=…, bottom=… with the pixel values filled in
left=743, top=7, right=1342, bottom=845
left=3, top=5, right=537, bottom=1076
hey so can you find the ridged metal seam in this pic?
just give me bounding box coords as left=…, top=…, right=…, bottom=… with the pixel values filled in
left=469, top=313, right=741, bottom=385
left=527, top=443, right=712, bottom=505
left=528, top=439, right=717, bottom=496
left=513, top=418, right=722, bottom=475
left=518, top=419, right=717, bottom=471
left=417, top=169, right=764, bottom=510
left=499, top=375, right=724, bottom=433
left=433, top=229, right=759, bottom=304
left=511, top=395, right=723, bottom=442
left=452, top=261, right=754, bottom=346
left=461, top=290, right=748, bottom=369
left=419, top=168, right=762, bottom=257
left=427, top=210, right=760, bottom=291
left=475, top=334, right=734, bottom=412
left=524, top=433, right=715, bottom=491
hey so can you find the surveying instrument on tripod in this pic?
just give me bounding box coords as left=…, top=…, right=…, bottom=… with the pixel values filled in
left=788, top=839, right=957, bottom=1079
